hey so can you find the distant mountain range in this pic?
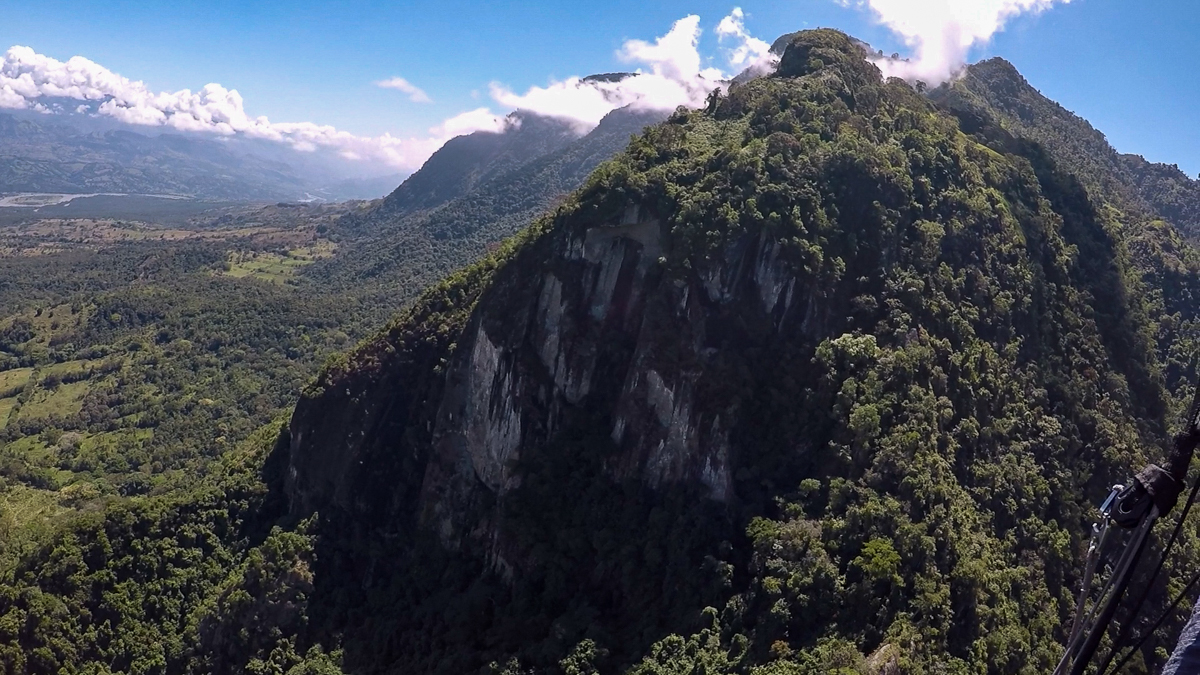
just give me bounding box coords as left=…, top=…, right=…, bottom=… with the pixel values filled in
left=0, top=95, right=668, bottom=293
left=0, top=111, right=402, bottom=202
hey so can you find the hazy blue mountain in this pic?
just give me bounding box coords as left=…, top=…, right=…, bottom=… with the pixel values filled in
left=0, top=111, right=399, bottom=202
left=370, top=111, right=581, bottom=219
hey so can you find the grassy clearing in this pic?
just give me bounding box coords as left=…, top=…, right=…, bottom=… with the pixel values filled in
left=0, top=397, right=17, bottom=427
left=1, top=484, right=64, bottom=520
left=0, top=368, right=33, bottom=397
left=78, top=428, right=153, bottom=456
left=0, top=303, right=88, bottom=351
left=0, top=484, right=69, bottom=534
left=19, top=380, right=92, bottom=421
left=5, top=435, right=48, bottom=461
left=27, top=304, right=85, bottom=343
left=222, top=243, right=337, bottom=284
left=41, top=359, right=101, bottom=381
left=288, top=241, right=337, bottom=260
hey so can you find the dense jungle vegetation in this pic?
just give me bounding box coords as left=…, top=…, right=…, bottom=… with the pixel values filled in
left=6, top=28, right=1200, bottom=675
left=0, top=216, right=384, bottom=568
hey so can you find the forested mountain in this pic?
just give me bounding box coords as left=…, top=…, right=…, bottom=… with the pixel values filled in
left=0, top=112, right=395, bottom=202
left=7, top=28, right=1200, bottom=675
left=307, top=105, right=668, bottom=306
left=368, top=112, right=582, bottom=219
left=931, top=58, right=1200, bottom=238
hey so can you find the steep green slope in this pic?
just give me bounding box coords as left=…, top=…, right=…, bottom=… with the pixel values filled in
left=1119, top=155, right=1200, bottom=237
left=364, top=112, right=580, bottom=220
left=306, top=106, right=667, bottom=307
left=931, top=57, right=1200, bottom=424
left=5, top=29, right=1200, bottom=675
left=932, top=58, right=1200, bottom=239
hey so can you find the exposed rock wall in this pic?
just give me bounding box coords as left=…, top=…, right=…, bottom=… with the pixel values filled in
left=286, top=195, right=829, bottom=556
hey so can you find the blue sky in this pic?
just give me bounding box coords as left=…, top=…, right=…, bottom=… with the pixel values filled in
left=3, top=0, right=1199, bottom=176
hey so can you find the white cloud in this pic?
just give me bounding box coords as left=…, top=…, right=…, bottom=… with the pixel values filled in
left=0, top=11, right=771, bottom=174
left=0, top=84, right=25, bottom=109
left=433, top=107, right=511, bottom=137
left=842, top=0, right=1070, bottom=84
left=716, top=8, right=772, bottom=67
left=376, top=76, right=432, bottom=103
left=0, top=45, right=509, bottom=172
left=488, top=10, right=766, bottom=132
left=489, top=78, right=617, bottom=132
left=618, top=15, right=723, bottom=84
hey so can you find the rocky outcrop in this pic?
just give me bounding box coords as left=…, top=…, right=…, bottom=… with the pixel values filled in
left=282, top=30, right=868, bottom=563
left=284, top=181, right=836, bottom=557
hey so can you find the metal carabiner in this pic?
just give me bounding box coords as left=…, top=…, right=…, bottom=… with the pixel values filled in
left=1055, top=484, right=1126, bottom=675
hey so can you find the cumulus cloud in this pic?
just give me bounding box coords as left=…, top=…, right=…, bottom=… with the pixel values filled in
left=376, top=76, right=432, bottom=103
left=618, top=15, right=725, bottom=84
left=716, top=8, right=773, bottom=69
left=433, top=107, right=511, bottom=137
left=0, top=10, right=769, bottom=174
left=842, top=0, right=1070, bottom=84
left=0, top=45, right=509, bottom=172
left=488, top=10, right=767, bottom=133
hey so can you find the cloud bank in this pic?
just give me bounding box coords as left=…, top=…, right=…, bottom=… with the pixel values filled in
left=489, top=11, right=719, bottom=133
left=0, top=9, right=769, bottom=173
left=377, top=76, right=432, bottom=103
left=490, top=10, right=772, bottom=132
left=843, top=0, right=1070, bottom=84
left=0, top=45, right=507, bottom=171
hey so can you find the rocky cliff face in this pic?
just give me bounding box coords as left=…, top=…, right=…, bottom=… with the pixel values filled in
left=420, top=202, right=733, bottom=544
left=286, top=191, right=814, bottom=551
left=276, top=29, right=1200, bottom=673
left=285, top=25, right=1149, bottom=568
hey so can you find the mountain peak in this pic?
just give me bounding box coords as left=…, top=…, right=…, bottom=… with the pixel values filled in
left=581, top=72, right=635, bottom=84
left=973, top=56, right=1023, bottom=77
left=963, top=57, right=1035, bottom=97
left=774, top=28, right=880, bottom=84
